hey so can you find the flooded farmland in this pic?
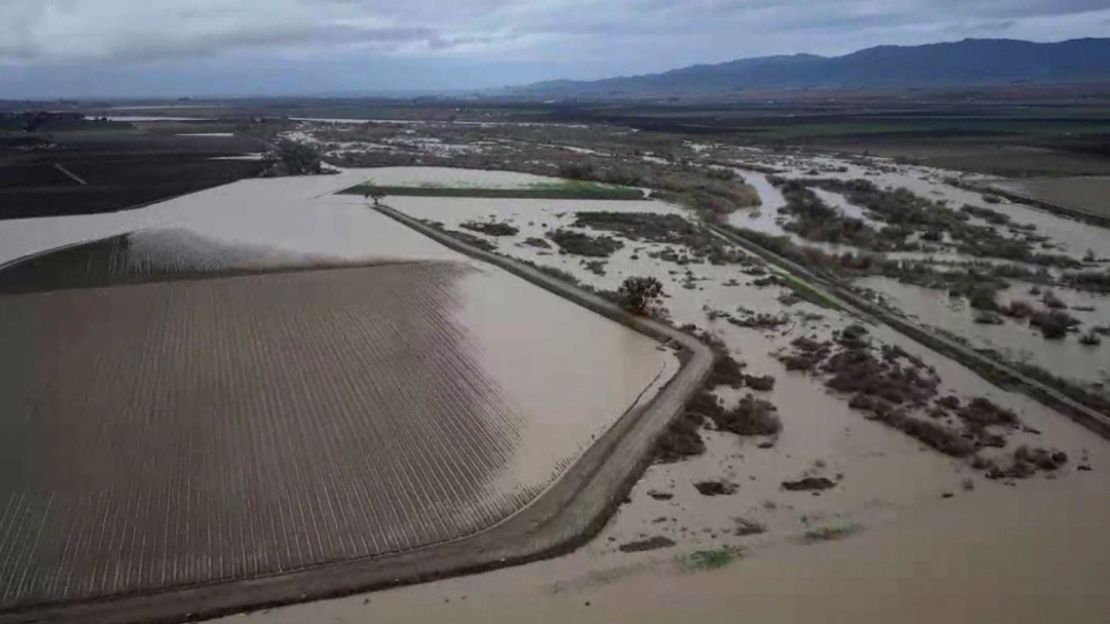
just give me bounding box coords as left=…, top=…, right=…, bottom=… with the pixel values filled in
left=704, top=149, right=1110, bottom=403
left=991, top=176, right=1110, bottom=221
left=231, top=158, right=1108, bottom=624
left=3, top=122, right=1110, bottom=621
left=856, top=276, right=1110, bottom=392
left=0, top=171, right=677, bottom=610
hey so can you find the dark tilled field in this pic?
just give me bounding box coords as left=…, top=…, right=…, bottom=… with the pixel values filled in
left=0, top=129, right=268, bottom=220
left=0, top=263, right=538, bottom=610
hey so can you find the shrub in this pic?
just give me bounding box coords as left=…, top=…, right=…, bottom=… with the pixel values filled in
left=694, top=480, right=738, bottom=496
left=460, top=221, right=519, bottom=236
left=558, top=162, right=595, bottom=180
left=656, top=411, right=706, bottom=463
left=999, top=300, right=1033, bottom=318
left=268, top=140, right=323, bottom=175
left=958, top=397, right=1018, bottom=428
left=1041, top=290, right=1066, bottom=309
left=712, top=393, right=781, bottom=436
left=966, top=284, right=999, bottom=311
left=548, top=229, right=624, bottom=257
left=617, top=276, right=664, bottom=314
left=743, top=374, right=776, bottom=391
left=894, top=415, right=975, bottom=457
left=1029, top=309, right=1078, bottom=339
left=707, top=350, right=746, bottom=388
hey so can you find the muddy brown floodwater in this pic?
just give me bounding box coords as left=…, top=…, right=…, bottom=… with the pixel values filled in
left=213, top=473, right=1110, bottom=624
left=248, top=162, right=1103, bottom=624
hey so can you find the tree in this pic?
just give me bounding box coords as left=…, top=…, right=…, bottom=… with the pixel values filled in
left=364, top=186, right=386, bottom=206
left=267, top=140, right=322, bottom=175
left=618, top=276, right=664, bottom=315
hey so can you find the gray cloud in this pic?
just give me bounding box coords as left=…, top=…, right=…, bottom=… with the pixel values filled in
left=1, top=0, right=1109, bottom=95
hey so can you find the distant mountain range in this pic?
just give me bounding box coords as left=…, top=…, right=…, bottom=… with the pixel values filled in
left=516, top=38, right=1110, bottom=96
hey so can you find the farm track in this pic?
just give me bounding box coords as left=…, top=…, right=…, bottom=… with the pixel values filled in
left=0, top=212, right=711, bottom=624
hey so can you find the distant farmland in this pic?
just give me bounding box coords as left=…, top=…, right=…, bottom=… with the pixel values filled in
left=0, top=260, right=673, bottom=610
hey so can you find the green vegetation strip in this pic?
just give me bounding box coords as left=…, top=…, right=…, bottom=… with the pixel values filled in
left=678, top=548, right=739, bottom=572
left=340, top=182, right=643, bottom=200
left=778, top=272, right=842, bottom=311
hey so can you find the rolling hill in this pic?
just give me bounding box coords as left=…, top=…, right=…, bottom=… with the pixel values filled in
left=517, top=38, right=1110, bottom=96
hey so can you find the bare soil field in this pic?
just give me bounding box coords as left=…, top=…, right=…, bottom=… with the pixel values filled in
left=0, top=121, right=268, bottom=220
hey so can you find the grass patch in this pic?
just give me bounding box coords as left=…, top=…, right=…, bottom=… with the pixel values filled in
left=800, top=524, right=862, bottom=544
left=779, top=273, right=842, bottom=311
left=679, top=548, right=739, bottom=572
left=341, top=180, right=642, bottom=200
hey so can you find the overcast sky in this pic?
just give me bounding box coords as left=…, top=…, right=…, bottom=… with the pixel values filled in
left=3, top=0, right=1110, bottom=98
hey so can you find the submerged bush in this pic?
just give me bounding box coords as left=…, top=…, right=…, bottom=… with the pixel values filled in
left=712, top=393, right=781, bottom=436
left=1029, top=309, right=1078, bottom=339
left=617, top=276, right=664, bottom=315
left=460, top=221, right=519, bottom=236
left=266, top=140, right=323, bottom=175
left=656, top=411, right=706, bottom=463
left=548, top=229, right=624, bottom=257
left=706, top=349, right=746, bottom=388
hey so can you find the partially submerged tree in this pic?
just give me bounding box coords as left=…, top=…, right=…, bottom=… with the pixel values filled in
left=364, top=186, right=386, bottom=206
left=265, top=140, right=323, bottom=176
left=618, top=276, right=664, bottom=315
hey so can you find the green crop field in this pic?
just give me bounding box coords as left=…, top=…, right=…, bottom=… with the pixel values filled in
left=341, top=178, right=643, bottom=200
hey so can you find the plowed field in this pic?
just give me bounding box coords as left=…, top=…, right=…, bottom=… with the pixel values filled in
left=0, top=249, right=674, bottom=610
